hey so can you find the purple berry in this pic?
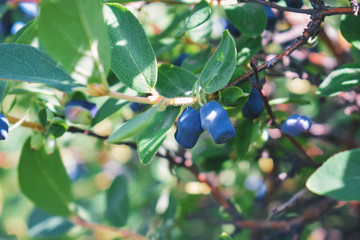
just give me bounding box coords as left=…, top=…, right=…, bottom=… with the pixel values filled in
left=175, top=107, right=203, bottom=149
left=200, top=101, right=236, bottom=144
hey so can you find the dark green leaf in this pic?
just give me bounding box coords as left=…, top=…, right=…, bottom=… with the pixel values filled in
left=316, top=62, right=360, bottom=96
left=340, top=14, right=360, bottom=50
left=219, top=87, right=247, bottom=107
left=104, top=3, right=157, bottom=93
left=306, top=148, right=360, bottom=201
left=225, top=3, right=266, bottom=37
left=235, top=119, right=253, bottom=160
left=199, top=30, right=236, bottom=93
left=269, top=98, right=311, bottom=106
left=137, top=107, right=180, bottom=164
left=38, top=0, right=110, bottom=85
left=178, top=1, right=211, bottom=34
left=106, top=176, right=129, bottom=227
left=236, top=35, right=262, bottom=65
left=0, top=44, right=81, bottom=92
left=181, top=47, right=211, bottom=73
left=11, top=19, right=37, bottom=45
left=49, top=117, right=68, bottom=138
left=18, top=138, right=74, bottom=216
left=107, top=103, right=162, bottom=143
left=27, top=208, right=74, bottom=238
left=156, top=64, right=197, bottom=98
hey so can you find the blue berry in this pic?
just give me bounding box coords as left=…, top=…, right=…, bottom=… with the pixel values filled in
left=18, top=2, right=39, bottom=18
left=200, top=101, right=236, bottom=144
left=173, top=53, right=189, bottom=67
left=242, top=88, right=264, bottom=120
left=129, top=102, right=148, bottom=113
left=281, top=114, right=312, bottom=136
left=64, top=100, right=97, bottom=125
left=10, top=21, right=25, bottom=35
left=175, top=107, right=203, bottom=149
left=264, top=6, right=277, bottom=31
left=0, top=113, right=9, bottom=140
left=225, top=20, right=241, bottom=38
left=285, top=0, right=303, bottom=8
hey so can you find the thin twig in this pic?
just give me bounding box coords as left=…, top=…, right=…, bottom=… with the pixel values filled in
left=271, top=188, right=309, bottom=217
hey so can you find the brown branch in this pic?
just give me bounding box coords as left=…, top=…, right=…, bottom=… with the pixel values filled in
left=7, top=115, right=44, bottom=131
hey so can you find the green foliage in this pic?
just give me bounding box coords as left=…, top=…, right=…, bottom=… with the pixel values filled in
left=306, top=148, right=360, bottom=201
left=106, top=176, right=129, bottom=226
left=179, top=0, right=211, bottom=34
left=340, top=14, right=360, bottom=50
left=18, top=138, right=74, bottom=216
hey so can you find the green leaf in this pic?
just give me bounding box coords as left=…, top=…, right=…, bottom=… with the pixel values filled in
left=235, top=119, right=253, bottom=159
left=107, top=103, right=162, bottom=143
left=225, top=3, right=266, bottom=37
left=18, top=138, right=74, bottom=216
left=0, top=44, right=81, bottom=92
left=106, top=176, right=129, bottom=227
left=156, top=64, right=197, bottom=98
left=38, top=0, right=110, bottom=85
left=11, top=19, right=37, bottom=45
left=104, top=3, right=157, bottom=93
left=219, top=232, right=233, bottom=240
left=306, top=148, right=360, bottom=201
left=181, top=47, right=212, bottom=73
left=27, top=208, right=74, bottom=238
left=0, top=81, right=6, bottom=102
left=316, top=62, right=360, bottom=96
left=137, top=107, right=180, bottom=164
left=236, top=35, right=262, bottom=65
left=269, top=98, right=311, bottom=106
left=199, top=30, right=236, bottom=93
left=219, top=87, right=247, bottom=107
left=340, top=14, right=360, bottom=50
left=178, top=1, right=211, bottom=34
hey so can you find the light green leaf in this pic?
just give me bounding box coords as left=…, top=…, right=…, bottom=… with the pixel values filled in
left=316, top=62, right=360, bottom=96
left=0, top=44, right=81, bottom=92
left=137, top=107, right=180, bottom=164
left=306, top=148, right=360, bottom=201
left=269, top=98, right=311, bottom=106
left=225, top=3, right=266, bottom=37
left=18, top=138, right=74, bottom=216
left=219, top=232, right=233, bottom=240
left=38, top=0, right=110, bottom=85
left=106, top=176, right=129, bottom=227
left=156, top=64, right=197, bottom=98
left=107, top=103, right=162, bottom=143
left=340, top=14, right=360, bottom=50
left=178, top=1, right=211, bottom=35
left=104, top=3, right=157, bottom=93
left=11, top=19, right=37, bottom=45
left=199, top=30, right=236, bottom=93
left=236, top=35, right=262, bottom=65
left=219, top=87, right=247, bottom=107
left=235, top=119, right=253, bottom=160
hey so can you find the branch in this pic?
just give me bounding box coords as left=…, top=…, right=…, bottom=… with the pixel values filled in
left=7, top=115, right=44, bottom=131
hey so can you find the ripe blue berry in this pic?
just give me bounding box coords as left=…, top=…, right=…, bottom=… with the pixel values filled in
left=64, top=100, right=97, bottom=125
left=285, top=0, right=303, bottom=8
left=129, top=102, right=148, bottom=113
left=173, top=53, right=189, bottom=67
left=200, top=101, right=236, bottom=144
left=242, top=88, right=264, bottom=120
left=281, top=114, right=312, bottom=136
left=175, top=107, right=203, bottom=149
left=225, top=20, right=241, bottom=38
left=0, top=113, right=9, bottom=140
left=264, top=6, right=277, bottom=31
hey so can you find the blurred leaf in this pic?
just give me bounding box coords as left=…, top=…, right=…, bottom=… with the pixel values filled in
left=306, top=148, right=360, bottom=201
left=269, top=98, right=311, bottom=106
left=0, top=3, right=7, bottom=18
left=104, top=3, right=157, bottom=93
left=156, top=64, right=197, bottom=98
left=92, top=86, right=136, bottom=126
left=0, top=44, right=81, bottom=92
left=0, top=81, right=6, bottom=102
left=225, top=3, right=266, bottom=37
left=137, top=107, right=180, bottom=164
left=199, top=30, right=236, bottom=93
left=106, top=176, right=129, bottom=227
left=236, top=35, right=262, bottom=65
left=178, top=1, right=211, bottom=35
left=340, top=14, right=360, bottom=50
left=11, top=19, right=37, bottom=44
left=181, top=47, right=211, bottom=73
left=152, top=38, right=178, bottom=57
left=351, top=46, right=360, bottom=61
left=219, top=87, right=247, bottom=107
left=18, top=138, right=74, bottom=216
left=27, top=208, right=74, bottom=238
left=316, top=62, right=360, bottom=96
left=219, top=232, right=233, bottom=240
left=107, top=103, right=162, bottom=143
left=38, top=0, right=110, bottom=85
left=235, top=118, right=253, bottom=160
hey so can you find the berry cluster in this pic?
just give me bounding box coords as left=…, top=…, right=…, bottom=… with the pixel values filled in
left=175, top=101, right=236, bottom=148
left=281, top=114, right=312, bottom=136
left=0, top=113, right=9, bottom=140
